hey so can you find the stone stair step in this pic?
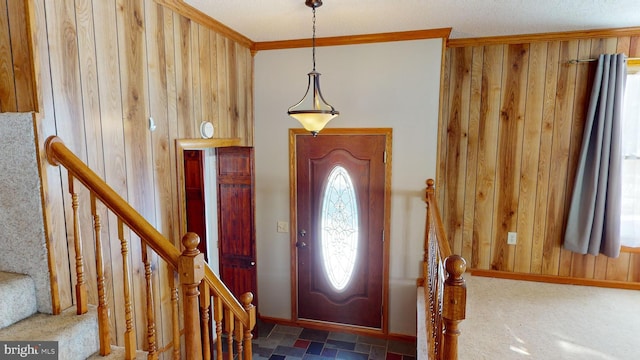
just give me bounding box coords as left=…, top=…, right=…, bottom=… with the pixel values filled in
left=0, top=271, right=37, bottom=329
left=0, top=305, right=99, bottom=360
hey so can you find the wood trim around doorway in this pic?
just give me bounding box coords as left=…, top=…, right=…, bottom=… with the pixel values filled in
left=288, top=128, right=393, bottom=334
left=175, top=138, right=241, bottom=242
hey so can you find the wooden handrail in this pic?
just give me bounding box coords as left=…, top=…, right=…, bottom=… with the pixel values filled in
left=46, top=136, right=181, bottom=266
left=420, top=179, right=467, bottom=360
left=45, top=136, right=254, bottom=356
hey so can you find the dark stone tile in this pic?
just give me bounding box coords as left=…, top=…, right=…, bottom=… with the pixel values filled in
left=253, top=344, right=275, bottom=357
left=356, top=335, right=387, bottom=347
left=257, top=319, right=276, bottom=338
left=295, top=339, right=311, bottom=349
left=327, top=331, right=358, bottom=342
left=325, top=339, right=356, bottom=351
left=299, top=328, right=330, bottom=342
left=354, top=343, right=370, bottom=354
left=335, top=350, right=369, bottom=360
left=274, top=345, right=307, bottom=357
left=321, top=347, right=338, bottom=358
left=270, top=355, right=286, bottom=360
left=280, top=333, right=301, bottom=347
left=386, top=340, right=416, bottom=356
left=385, top=352, right=402, bottom=360
left=303, top=355, right=326, bottom=360
left=369, top=345, right=386, bottom=360
left=307, top=341, right=325, bottom=355
left=273, top=324, right=304, bottom=336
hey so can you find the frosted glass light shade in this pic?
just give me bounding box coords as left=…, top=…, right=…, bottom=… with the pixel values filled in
left=288, top=71, right=339, bottom=136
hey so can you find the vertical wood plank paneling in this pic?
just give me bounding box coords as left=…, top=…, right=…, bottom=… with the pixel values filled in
left=565, top=39, right=596, bottom=279
left=92, top=0, right=127, bottom=345
left=45, top=0, right=94, bottom=310
left=514, top=42, right=547, bottom=273
left=209, top=33, right=220, bottom=136
left=6, top=0, right=35, bottom=111
left=472, top=45, right=502, bottom=269
left=227, top=40, right=238, bottom=140
left=31, top=0, right=252, bottom=352
left=175, top=14, right=193, bottom=139
left=461, top=46, right=483, bottom=263
left=199, top=25, right=212, bottom=124
left=442, top=33, right=640, bottom=285
left=190, top=23, right=201, bottom=135
left=436, top=49, right=451, bottom=207
left=116, top=0, right=154, bottom=346
left=444, top=47, right=471, bottom=256
left=0, top=0, right=17, bottom=112
left=492, top=43, right=528, bottom=272
left=217, top=34, right=229, bottom=137
left=144, top=0, right=171, bottom=352
left=530, top=41, right=560, bottom=274
left=540, top=40, right=579, bottom=276
left=29, top=0, right=71, bottom=313
left=74, top=0, right=105, bottom=315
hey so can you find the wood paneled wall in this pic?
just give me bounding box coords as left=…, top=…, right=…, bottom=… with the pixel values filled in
left=0, top=0, right=36, bottom=112
left=439, top=33, right=640, bottom=283
left=26, top=0, right=253, bottom=355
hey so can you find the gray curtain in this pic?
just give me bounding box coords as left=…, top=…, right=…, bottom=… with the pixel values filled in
left=564, top=54, right=626, bottom=258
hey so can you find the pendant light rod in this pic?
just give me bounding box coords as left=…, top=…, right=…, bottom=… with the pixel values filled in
left=287, top=0, right=339, bottom=136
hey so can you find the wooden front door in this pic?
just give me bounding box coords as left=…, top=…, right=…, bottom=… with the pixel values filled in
left=216, top=147, right=257, bottom=306
left=295, top=132, right=388, bottom=329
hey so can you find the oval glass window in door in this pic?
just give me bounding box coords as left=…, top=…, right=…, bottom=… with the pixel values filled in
left=320, top=165, right=359, bottom=291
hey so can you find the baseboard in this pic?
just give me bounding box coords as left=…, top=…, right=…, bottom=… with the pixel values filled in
left=468, top=269, right=640, bottom=291
left=258, top=315, right=416, bottom=343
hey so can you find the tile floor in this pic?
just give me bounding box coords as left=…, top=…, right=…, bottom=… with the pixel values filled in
left=248, top=321, right=417, bottom=360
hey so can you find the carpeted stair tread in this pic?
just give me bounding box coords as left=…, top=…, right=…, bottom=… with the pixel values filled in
left=0, top=271, right=37, bottom=329
left=0, top=305, right=99, bottom=360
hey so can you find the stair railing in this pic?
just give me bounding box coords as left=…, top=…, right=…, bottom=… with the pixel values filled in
left=45, top=136, right=255, bottom=360
left=417, top=179, right=467, bottom=360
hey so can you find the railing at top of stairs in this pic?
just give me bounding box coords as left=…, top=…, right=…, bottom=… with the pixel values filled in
left=45, top=136, right=255, bottom=360
left=417, top=179, right=467, bottom=360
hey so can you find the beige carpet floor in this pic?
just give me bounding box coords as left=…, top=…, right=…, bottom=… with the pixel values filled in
left=458, top=275, right=640, bottom=360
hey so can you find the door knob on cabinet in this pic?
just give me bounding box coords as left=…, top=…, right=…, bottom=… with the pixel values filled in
left=299, top=229, right=307, bottom=237
left=296, top=241, right=307, bottom=248
left=250, top=261, right=256, bottom=266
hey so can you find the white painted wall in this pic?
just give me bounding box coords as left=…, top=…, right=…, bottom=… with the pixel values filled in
left=253, top=38, right=443, bottom=336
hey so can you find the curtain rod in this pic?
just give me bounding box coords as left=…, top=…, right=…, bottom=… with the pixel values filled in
left=568, top=57, right=640, bottom=64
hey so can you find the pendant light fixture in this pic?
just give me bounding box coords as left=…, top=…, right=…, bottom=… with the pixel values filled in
left=287, top=0, right=339, bottom=136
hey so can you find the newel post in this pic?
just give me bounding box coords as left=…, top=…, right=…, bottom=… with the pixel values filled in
left=179, top=233, right=204, bottom=359
left=442, top=255, right=467, bottom=360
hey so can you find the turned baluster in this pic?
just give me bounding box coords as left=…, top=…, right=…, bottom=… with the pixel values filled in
left=235, top=319, right=244, bottom=359
left=118, top=220, right=136, bottom=360
left=200, top=282, right=211, bottom=360
left=214, top=296, right=224, bottom=360
left=241, top=293, right=255, bottom=360
left=142, top=242, right=158, bottom=359
left=69, top=174, right=88, bottom=314
left=169, top=270, right=180, bottom=360
left=442, top=255, right=467, bottom=360
left=224, top=309, right=234, bottom=360
left=91, top=195, right=110, bottom=355
left=179, top=233, right=204, bottom=360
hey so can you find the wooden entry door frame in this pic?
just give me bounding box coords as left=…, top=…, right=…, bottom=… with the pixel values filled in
left=289, top=128, right=392, bottom=334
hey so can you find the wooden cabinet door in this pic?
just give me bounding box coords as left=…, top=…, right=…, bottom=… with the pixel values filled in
left=216, top=147, right=257, bottom=307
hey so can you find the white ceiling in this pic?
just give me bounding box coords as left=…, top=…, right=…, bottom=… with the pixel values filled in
left=185, top=0, right=640, bottom=42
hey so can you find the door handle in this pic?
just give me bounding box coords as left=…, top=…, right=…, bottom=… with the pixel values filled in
left=250, top=261, right=256, bottom=266
left=299, top=229, right=307, bottom=237
left=296, top=241, right=307, bottom=248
